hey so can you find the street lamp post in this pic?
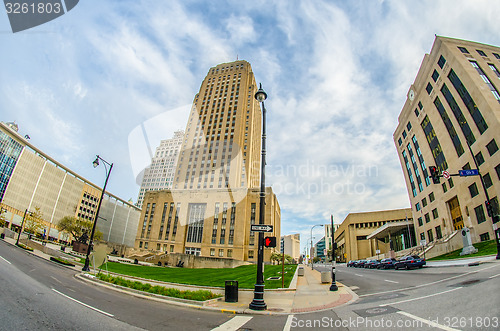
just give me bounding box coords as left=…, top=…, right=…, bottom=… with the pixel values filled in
left=330, top=215, right=338, bottom=291
left=249, top=84, right=268, bottom=311
left=310, top=224, right=323, bottom=270
left=16, top=209, right=32, bottom=246
left=82, top=155, right=113, bottom=272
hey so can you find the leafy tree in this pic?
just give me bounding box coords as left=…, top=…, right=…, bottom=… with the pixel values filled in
left=57, top=216, right=102, bottom=242
left=24, top=207, right=44, bottom=235
left=270, top=252, right=293, bottom=265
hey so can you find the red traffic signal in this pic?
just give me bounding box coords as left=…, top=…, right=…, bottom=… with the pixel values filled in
left=263, top=236, right=277, bottom=248
left=429, top=166, right=440, bottom=184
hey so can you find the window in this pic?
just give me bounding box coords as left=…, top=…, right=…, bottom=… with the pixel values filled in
left=418, top=217, right=423, bottom=227
left=496, top=163, right=500, bottom=180
left=475, top=151, right=485, bottom=166
left=425, top=213, right=430, bottom=223
left=144, top=242, right=148, bottom=249
left=479, top=232, right=490, bottom=241
left=427, top=229, right=434, bottom=243
left=426, top=83, right=433, bottom=95
left=483, top=173, right=493, bottom=188
left=432, top=70, right=440, bottom=82
left=458, top=46, right=469, bottom=54
left=414, top=108, right=420, bottom=117
left=248, top=250, right=254, bottom=259
left=139, top=241, right=143, bottom=248
left=434, top=96, right=464, bottom=157
left=442, top=182, right=447, bottom=193
left=438, top=55, right=446, bottom=68
left=429, top=192, right=435, bottom=202
left=435, top=226, right=443, bottom=240
left=476, top=49, right=487, bottom=57
left=489, top=64, right=500, bottom=79
left=415, top=202, right=421, bottom=211
left=402, top=130, right=407, bottom=138
left=420, top=232, right=425, bottom=241
left=422, top=198, right=427, bottom=207
left=418, top=101, right=423, bottom=110
left=432, top=208, right=439, bottom=219
left=474, top=204, right=486, bottom=224
left=407, top=121, right=412, bottom=131
left=398, top=138, right=402, bottom=146
left=469, top=183, right=479, bottom=198
left=170, top=245, right=174, bottom=252
left=486, top=139, right=498, bottom=156
left=210, top=248, right=215, bottom=256
left=494, top=53, right=500, bottom=60
left=227, top=249, right=232, bottom=258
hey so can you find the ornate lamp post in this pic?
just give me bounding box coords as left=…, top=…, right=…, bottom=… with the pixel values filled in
left=249, top=84, right=268, bottom=311
left=82, top=155, right=113, bottom=272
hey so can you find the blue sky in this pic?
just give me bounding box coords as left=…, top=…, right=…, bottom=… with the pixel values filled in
left=2, top=1, right=500, bottom=251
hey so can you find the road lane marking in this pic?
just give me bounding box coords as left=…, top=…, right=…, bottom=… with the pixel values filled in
left=0, top=255, right=11, bottom=264
left=488, top=273, right=500, bottom=279
left=360, top=264, right=499, bottom=297
left=384, top=279, right=399, bottom=284
left=398, top=311, right=460, bottom=331
left=50, top=276, right=63, bottom=284
left=354, top=274, right=363, bottom=277
left=283, top=314, right=294, bottom=331
left=379, top=287, right=462, bottom=307
left=211, top=316, right=252, bottom=331
left=52, top=289, right=114, bottom=317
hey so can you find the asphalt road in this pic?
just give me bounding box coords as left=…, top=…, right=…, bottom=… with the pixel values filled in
left=1, top=240, right=499, bottom=331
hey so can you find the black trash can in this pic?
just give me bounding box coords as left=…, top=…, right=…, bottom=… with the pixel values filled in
left=225, top=280, right=238, bottom=302
left=0, top=233, right=5, bottom=239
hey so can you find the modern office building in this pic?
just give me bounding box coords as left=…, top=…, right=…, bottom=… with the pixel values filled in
left=136, top=130, right=184, bottom=208
left=394, top=36, right=500, bottom=251
left=314, top=236, right=326, bottom=260
left=280, top=233, right=301, bottom=263
left=334, top=208, right=414, bottom=262
left=0, top=121, right=141, bottom=246
left=134, top=60, right=281, bottom=262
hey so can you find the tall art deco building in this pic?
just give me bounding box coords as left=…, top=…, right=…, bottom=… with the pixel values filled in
left=394, top=36, right=500, bottom=250
left=134, top=61, right=281, bottom=262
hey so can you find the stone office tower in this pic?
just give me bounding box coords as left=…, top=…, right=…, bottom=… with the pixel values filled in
left=135, top=61, right=281, bottom=262
left=394, top=36, right=500, bottom=253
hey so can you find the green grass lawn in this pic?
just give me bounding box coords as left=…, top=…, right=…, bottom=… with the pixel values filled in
left=99, top=262, right=297, bottom=289
left=428, top=239, right=497, bottom=261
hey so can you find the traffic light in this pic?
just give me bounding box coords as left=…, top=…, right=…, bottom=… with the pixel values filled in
left=429, top=166, right=440, bottom=184
left=263, top=236, right=277, bottom=248
left=485, top=200, right=493, bottom=217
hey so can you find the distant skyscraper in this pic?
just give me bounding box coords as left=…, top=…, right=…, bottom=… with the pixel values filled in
left=394, top=36, right=500, bottom=249
left=136, top=130, right=184, bottom=208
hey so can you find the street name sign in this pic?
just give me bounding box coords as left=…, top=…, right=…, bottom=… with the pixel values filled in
left=250, top=224, right=273, bottom=232
left=459, top=169, right=479, bottom=177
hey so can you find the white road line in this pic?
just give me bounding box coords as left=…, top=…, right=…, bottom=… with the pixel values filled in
left=0, top=255, right=11, bottom=264
left=384, top=279, right=399, bottom=284
left=50, top=276, right=63, bottom=284
left=398, top=311, right=460, bottom=331
left=52, top=289, right=114, bottom=317
left=355, top=274, right=363, bottom=277
left=379, top=287, right=462, bottom=307
left=283, top=314, right=294, bottom=331
left=488, top=273, right=500, bottom=279
left=360, top=263, right=499, bottom=297
left=211, top=316, right=253, bottom=331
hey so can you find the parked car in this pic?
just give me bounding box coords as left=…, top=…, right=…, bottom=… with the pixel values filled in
left=356, top=260, right=368, bottom=268
left=365, top=260, right=381, bottom=269
left=394, top=255, right=426, bottom=270
left=379, top=258, right=397, bottom=269
left=347, top=260, right=356, bottom=267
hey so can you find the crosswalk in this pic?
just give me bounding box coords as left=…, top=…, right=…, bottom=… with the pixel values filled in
left=211, top=315, right=294, bottom=331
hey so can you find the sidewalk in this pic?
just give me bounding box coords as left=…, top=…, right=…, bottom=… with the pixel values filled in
left=426, top=255, right=497, bottom=267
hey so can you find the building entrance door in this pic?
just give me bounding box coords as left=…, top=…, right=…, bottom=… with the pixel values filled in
left=447, top=196, right=464, bottom=230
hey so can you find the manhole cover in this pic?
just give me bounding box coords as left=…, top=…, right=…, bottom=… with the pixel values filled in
left=354, top=305, right=399, bottom=317
left=366, top=308, right=388, bottom=314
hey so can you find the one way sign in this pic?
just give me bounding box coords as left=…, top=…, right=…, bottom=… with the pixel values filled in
left=250, top=224, right=274, bottom=232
